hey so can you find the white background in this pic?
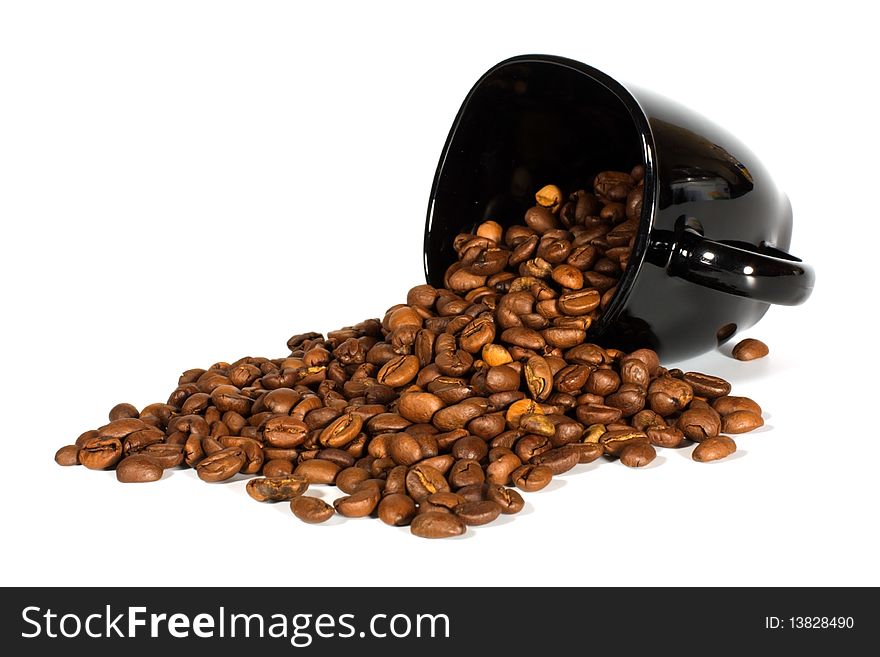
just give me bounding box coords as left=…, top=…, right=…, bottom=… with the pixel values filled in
left=1, top=0, right=877, bottom=587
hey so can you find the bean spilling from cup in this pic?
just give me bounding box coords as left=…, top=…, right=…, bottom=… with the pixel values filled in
left=55, top=166, right=766, bottom=538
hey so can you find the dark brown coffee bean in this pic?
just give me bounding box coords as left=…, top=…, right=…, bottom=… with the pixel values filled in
left=732, top=338, right=769, bottom=361
left=109, top=403, right=139, bottom=421
left=571, top=441, right=605, bottom=463
left=619, top=442, right=655, bottom=467
left=410, top=512, right=466, bottom=539
left=682, top=372, right=731, bottom=398
left=334, top=486, right=381, bottom=517
left=693, top=435, right=737, bottom=462
left=424, top=492, right=464, bottom=513
left=97, top=418, right=147, bottom=439
left=530, top=445, right=579, bottom=475
left=511, top=464, right=553, bottom=492
left=647, top=426, right=686, bottom=448
left=376, top=355, right=420, bottom=387
left=515, top=434, right=553, bottom=462
left=263, top=459, right=294, bottom=478
left=721, top=410, right=764, bottom=434
left=486, top=485, right=524, bottom=514
left=378, top=493, right=417, bottom=526
left=294, top=459, right=341, bottom=485
left=648, top=377, right=694, bottom=416
left=600, top=429, right=648, bottom=457
left=448, top=459, right=485, bottom=488
left=485, top=365, right=522, bottom=393
left=246, top=475, right=309, bottom=502
left=54, top=445, right=80, bottom=466
left=262, top=416, right=309, bottom=448
left=316, top=448, right=356, bottom=469
left=79, top=437, right=123, bottom=470
left=121, top=426, right=165, bottom=456
left=291, top=496, right=335, bottom=523
left=576, top=404, right=623, bottom=425
left=524, top=356, right=553, bottom=401
left=677, top=408, right=722, bottom=442
left=405, top=464, right=450, bottom=501
left=455, top=500, right=502, bottom=526
left=712, top=396, right=762, bottom=417
left=605, top=383, right=646, bottom=417
left=485, top=452, right=521, bottom=485
left=319, top=413, right=363, bottom=448
left=397, top=392, right=445, bottom=424
left=196, top=447, right=245, bottom=482
left=387, top=432, right=422, bottom=466
left=116, top=455, right=163, bottom=483
left=140, top=443, right=185, bottom=468
left=418, top=454, right=455, bottom=475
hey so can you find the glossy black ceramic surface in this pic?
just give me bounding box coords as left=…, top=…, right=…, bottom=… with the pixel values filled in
left=424, top=55, right=814, bottom=361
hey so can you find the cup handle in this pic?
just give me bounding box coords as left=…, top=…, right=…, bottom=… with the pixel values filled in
left=667, top=227, right=815, bottom=306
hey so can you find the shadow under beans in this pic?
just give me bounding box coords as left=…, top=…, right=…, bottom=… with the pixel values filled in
left=673, top=448, right=749, bottom=463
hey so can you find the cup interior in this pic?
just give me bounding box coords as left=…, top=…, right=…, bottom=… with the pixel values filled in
left=425, top=59, right=645, bottom=285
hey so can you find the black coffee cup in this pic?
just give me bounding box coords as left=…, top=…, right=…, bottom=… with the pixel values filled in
left=423, top=54, right=814, bottom=361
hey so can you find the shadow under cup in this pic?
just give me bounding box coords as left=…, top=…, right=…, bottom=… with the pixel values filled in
left=423, top=55, right=814, bottom=362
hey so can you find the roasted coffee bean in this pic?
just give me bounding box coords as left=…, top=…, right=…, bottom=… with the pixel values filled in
left=732, top=338, right=769, bottom=361
left=683, top=372, right=731, bottom=398
left=291, top=496, right=335, bottom=524
left=571, top=442, right=605, bottom=464
left=263, top=459, right=294, bottom=478
left=293, top=459, right=340, bottom=485
left=448, top=459, right=485, bottom=488
left=486, top=485, right=525, bottom=514
left=140, top=443, right=186, bottom=468
left=376, top=355, right=420, bottom=387
left=647, top=426, right=686, bottom=448
left=334, top=486, right=381, bottom=517
left=54, top=445, right=80, bottom=466
left=196, top=447, right=246, bottom=482
left=485, top=452, right=521, bottom=485
left=620, top=442, right=656, bottom=467
left=576, top=404, right=623, bottom=425
left=511, top=464, right=553, bottom=492
left=116, top=455, right=164, bottom=483
left=405, top=464, right=450, bottom=501
left=79, top=437, right=123, bottom=470
left=455, top=500, right=502, bottom=526
left=109, top=403, right=139, bottom=421
left=605, top=383, right=646, bottom=417
left=388, top=432, right=423, bottom=466
left=319, top=413, right=363, bottom=448
left=721, top=410, right=764, bottom=434
left=530, top=446, right=579, bottom=475
left=712, top=396, right=762, bottom=417
left=648, top=377, right=694, bottom=416
left=600, top=429, right=648, bottom=457
left=246, top=475, right=309, bottom=502
left=677, top=408, right=721, bottom=442
left=378, top=493, right=417, bottom=526
left=410, top=512, right=466, bottom=539
left=397, top=392, right=444, bottom=423
left=262, top=416, right=309, bottom=448
left=693, top=435, right=737, bottom=462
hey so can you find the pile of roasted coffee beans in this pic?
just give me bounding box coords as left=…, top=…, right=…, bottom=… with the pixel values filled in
left=55, top=167, right=766, bottom=538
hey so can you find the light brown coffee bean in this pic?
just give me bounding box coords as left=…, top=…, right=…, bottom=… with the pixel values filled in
left=294, top=459, right=341, bottom=485
left=54, top=445, right=80, bottom=466
left=693, top=435, right=737, bottom=462
left=712, top=396, right=762, bottom=417
left=732, top=338, right=769, bottom=361
left=196, top=447, right=246, bottom=482
left=291, top=496, right=335, bottom=523
left=246, top=475, right=309, bottom=502
left=619, top=442, right=656, bottom=468
left=683, top=372, right=731, bottom=398
left=511, top=464, right=553, bottom=492
left=378, top=493, right=417, bottom=526
left=721, top=410, right=764, bottom=434
left=486, top=485, right=525, bottom=514
left=410, top=512, right=466, bottom=539
left=116, top=455, right=164, bottom=483
left=455, top=500, right=502, bottom=526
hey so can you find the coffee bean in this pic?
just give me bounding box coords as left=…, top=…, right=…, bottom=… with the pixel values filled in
left=647, top=426, right=685, bottom=448
left=246, top=475, right=309, bottom=502
left=334, top=486, right=381, bottom=517
left=410, top=512, right=466, bottom=539
left=109, top=403, right=139, bottom=421
left=336, top=466, right=371, bottom=494
left=196, top=447, right=246, bottom=482
left=397, top=392, right=445, bottom=424
left=732, top=338, right=769, bottom=361
left=116, top=455, right=164, bottom=483
left=455, top=500, right=502, bottom=526
left=530, top=446, right=579, bottom=475
left=448, top=459, right=485, bottom=488
left=511, top=464, right=553, bottom=492
left=263, top=459, right=294, bottom=477
left=721, top=410, right=764, bottom=434
left=619, top=442, right=656, bottom=467
left=683, top=372, right=731, bottom=398
left=291, top=496, right=335, bottom=523
left=405, top=464, right=450, bottom=501
left=677, top=408, right=721, bottom=442
left=712, top=396, right=762, bottom=417
left=378, top=493, right=417, bottom=526
left=79, top=437, right=123, bottom=470
left=54, top=445, right=80, bottom=466
left=571, top=441, right=605, bottom=463
left=692, top=435, right=737, bottom=462
left=140, top=443, right=186, bottom=468
left=486, top=485, right=525, bottom=514
left=294, top=459, right=341, bottom=485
